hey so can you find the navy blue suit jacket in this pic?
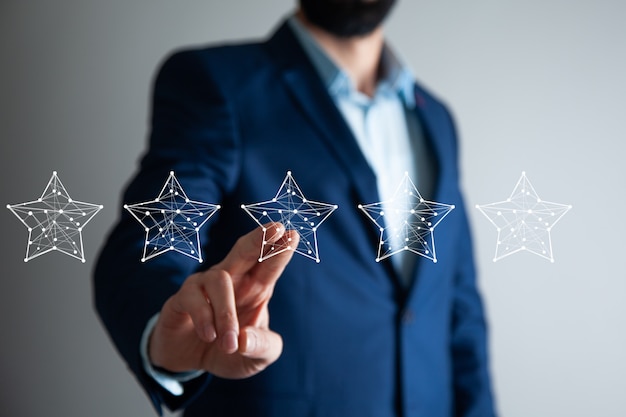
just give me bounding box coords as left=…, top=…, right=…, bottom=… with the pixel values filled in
left=94, top=21, right=496, bottom=417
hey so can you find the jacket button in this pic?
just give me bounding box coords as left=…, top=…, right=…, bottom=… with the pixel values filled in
left=402, top=309, right=415, bottom=324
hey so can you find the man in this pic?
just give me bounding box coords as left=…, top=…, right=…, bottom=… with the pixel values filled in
left=94, top=1, right=497, bottom=416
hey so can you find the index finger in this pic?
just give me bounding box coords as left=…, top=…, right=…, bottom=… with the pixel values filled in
left=248, top=228, right=299, bottom=286
left=214, top=222, right=291, bottom=277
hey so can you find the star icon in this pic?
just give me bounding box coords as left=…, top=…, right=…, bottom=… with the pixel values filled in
left=6, top=171, right=103, bottom=263
left=124, top=171, right=220, bottom=263
left=241, top=171, right=338, bottom=263
left=358, top=172, right=455, bottom=263
left=475, top=171, right=572, bottom=262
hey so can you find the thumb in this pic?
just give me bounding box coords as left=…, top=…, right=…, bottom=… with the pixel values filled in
left=238, top=327, right=283, bottom=362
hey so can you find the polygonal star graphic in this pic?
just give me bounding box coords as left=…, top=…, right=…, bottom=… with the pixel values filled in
left=124, top=171, right=220, bottom=263
left=358, top=172, right=455, bottom=263
left=6, top=171, right=103, bottom=263
left=241, top=171, right=338, bottom=263
left=475, top=171, right=572, bottom=262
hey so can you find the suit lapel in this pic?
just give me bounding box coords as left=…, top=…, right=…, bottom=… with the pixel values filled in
left=404, top=86, right=460, bottom=305
left=265, top=23, right=380, bottom=207
left=282, top=70, right=381, bottom=205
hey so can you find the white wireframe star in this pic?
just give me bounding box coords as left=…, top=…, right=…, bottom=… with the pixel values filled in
left=124, top=171, right=220, bottom=263
left=358, top=172, right=455, bottom=263
left=475, top=171, right=572, bottom=262
left=241, top=171, right=338, bottom=263
left=6, top=171, right=103, bottom=263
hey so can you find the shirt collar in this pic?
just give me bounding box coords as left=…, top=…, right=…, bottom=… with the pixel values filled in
left=287, top=15, right=416, bottom=108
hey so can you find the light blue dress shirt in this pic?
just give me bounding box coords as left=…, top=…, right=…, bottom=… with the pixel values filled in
left=143, top=15, right=435, bottom=395
left=289, top=16, right=434, bottom=283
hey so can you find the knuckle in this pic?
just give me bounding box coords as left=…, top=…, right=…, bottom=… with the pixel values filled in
left=217, top=309, right=236, bottom=325
left=204, top=269, right=233, bottom=294
left=210, top=269, right=231, bottom=286
left=179, top=272, right=204, bottom=296
left=246, top=286, right=273, bottom=308
left=257, top=333, right=270, bottom=353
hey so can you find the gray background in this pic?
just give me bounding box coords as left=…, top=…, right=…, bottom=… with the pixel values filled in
left=1, top=1, right=624, bottom=416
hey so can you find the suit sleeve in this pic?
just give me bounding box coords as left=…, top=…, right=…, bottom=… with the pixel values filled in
left=93, top=49, right=240, bottom=414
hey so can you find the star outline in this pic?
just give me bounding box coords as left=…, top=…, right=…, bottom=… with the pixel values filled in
left=6, top=171, right=103, bottom=263
left=358, top=172, right=455, bottom=264
left=476, top=171, right=572, bottom=262
left=241, top=171, right=338, bottom=263
left=124, top=171, right=220, bottom=263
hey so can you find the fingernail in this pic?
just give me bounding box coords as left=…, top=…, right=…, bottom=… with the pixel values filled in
left=245, top=329, right=257, bottom=354
left=221, top=330, right=238, bottom=353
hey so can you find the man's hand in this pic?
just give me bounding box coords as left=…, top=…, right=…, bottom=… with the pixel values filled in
left=148, top=223, right=299, bottom=379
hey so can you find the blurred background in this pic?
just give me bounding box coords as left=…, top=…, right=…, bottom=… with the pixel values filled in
left=1, top=1, right=624, bottom=416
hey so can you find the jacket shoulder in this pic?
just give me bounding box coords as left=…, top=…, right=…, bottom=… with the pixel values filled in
left=156, top=39, right=269, bottom=85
